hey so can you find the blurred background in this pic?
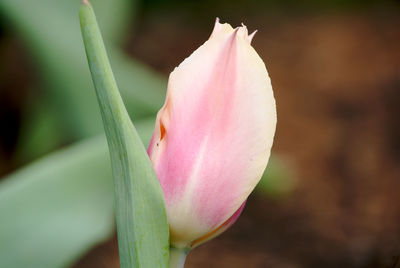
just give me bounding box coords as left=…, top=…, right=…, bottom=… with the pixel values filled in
left=0, top=0, right=400, bottom=267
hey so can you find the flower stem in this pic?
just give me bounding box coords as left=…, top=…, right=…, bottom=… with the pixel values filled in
left=169, top=248, right=188, bottom=268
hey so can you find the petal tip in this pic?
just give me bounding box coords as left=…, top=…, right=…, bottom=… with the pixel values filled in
left=210, top=18, right=257, bottom=44
left=248, top=30, right=257, bottom=43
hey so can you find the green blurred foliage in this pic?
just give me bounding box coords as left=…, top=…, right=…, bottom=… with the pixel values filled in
left=0, top=0, right=166, bottom=162
left=0, top=118, right=155, bottom=268
left=257, top=155, right=297, bottom=198
left=0, top=136, right=114, bottom=268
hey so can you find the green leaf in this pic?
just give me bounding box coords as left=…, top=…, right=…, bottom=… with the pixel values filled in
left=0, top=0, right=130, bottom=136
left=80, top=2, right=169, bottom=267
left=0, top=0, right=166, bottom=160
left=0, top=118, right=156, bottom=268
left=0, top=136, right=113, bottom=268
left=14, top=92, right=66, bottom=161
left=256, top=155, right=297, bottom=198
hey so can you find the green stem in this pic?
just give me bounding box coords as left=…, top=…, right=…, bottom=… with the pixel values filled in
left=169, top=248, right=188, bottom=268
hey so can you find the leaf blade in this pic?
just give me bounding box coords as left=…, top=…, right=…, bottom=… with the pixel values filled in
left=79, top=2, right=169, bottom=267
left=0, top=118, right=157, bottom=268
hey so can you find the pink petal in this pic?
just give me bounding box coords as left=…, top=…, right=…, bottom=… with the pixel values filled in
left=148, top=19, right=276, bottom=248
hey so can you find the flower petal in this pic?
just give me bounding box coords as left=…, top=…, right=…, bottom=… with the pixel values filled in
left=148, top=19, right=276, bottom=248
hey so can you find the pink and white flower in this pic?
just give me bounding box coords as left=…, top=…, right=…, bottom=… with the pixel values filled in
left=148, top=18, right=277, bottom=249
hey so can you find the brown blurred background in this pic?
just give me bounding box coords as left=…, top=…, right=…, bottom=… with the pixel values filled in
left=1, top=0, right=400, bottom=267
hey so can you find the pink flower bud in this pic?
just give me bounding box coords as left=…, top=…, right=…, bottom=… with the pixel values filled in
left=148, top=19, right=276, bottom=249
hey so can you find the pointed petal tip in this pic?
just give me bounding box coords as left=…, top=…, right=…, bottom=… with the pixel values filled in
left=248, top=30, right=258, bottom=43
left=210, top=17, right=224, bottom=38
left=210, top=18, right=256, bottom=44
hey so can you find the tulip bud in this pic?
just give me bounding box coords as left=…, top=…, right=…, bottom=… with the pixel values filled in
left=148, top=18, right=276, bottom=249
